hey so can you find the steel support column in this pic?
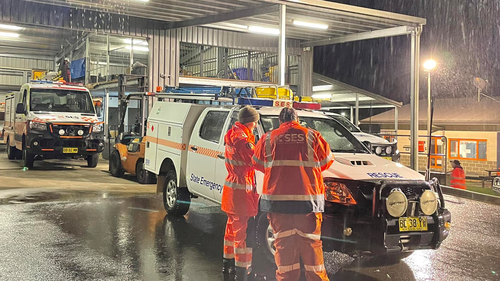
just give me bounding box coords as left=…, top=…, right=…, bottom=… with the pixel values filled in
left=130, top=38, right=134, bottom=70
left=106, top=34, right=110, bottom=82
left=350, top=106, right=354, bottom=123
left=410, top=26, right=422, bottom=171
left=85, top=36, right=90, bottom=85
left=278, top=4, right=286, bottom=86
left=200, top=45, right=204, bottom=77
left=355, top=93, right=359, bottom=126
left=394, top=107, right=399, bottom=141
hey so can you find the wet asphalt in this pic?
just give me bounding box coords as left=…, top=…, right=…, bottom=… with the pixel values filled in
left=0, top=147, right=499, bottom=281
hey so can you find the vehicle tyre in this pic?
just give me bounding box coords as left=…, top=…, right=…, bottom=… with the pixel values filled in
left=22, top=147, right=34, bottom=169
left=163, top=170, right=190, bottom=216
left=109, top=150, right=124, bottom=177
left=136, top=159, right=155, bottom=184
left=87, top=154, right=99, bottom=168
left=6, top=138, right=17, bottom=160
left=255, top=211, right=276, bottom=265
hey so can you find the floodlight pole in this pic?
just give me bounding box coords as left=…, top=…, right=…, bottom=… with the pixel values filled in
left=410, top=26, right=422, bottom=171
left=427, top=71, right=431, bottom=142
left=278, top=4, right=286, bottom=86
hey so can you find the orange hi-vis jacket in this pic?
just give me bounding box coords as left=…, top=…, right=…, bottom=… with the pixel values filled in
left=252, top=121, right=334, bottom=214
left=221, top=122, right=259, bottom=217
left=450, top=167, right=466, bottom=190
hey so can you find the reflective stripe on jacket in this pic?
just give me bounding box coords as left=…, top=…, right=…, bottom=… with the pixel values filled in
left=221, top=122, right=259, bottom=216
left=252, top=121, right=334, bottom=214
left=450, top=167, right=466, bottom=190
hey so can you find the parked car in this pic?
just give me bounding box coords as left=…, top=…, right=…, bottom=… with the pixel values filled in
left=323, top=112, right=400, bottom=162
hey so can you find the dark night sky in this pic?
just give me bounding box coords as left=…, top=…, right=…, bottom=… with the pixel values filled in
left=314, top=0, right=500, bottom=104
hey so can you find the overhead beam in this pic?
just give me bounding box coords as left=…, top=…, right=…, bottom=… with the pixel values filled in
left=166, top=4, right=279, bottom=29
left=322, top=105, right=396, bottom=110
left=259, top=0, right=426, bottom=26
left=313, top=73, right=402, bottom=107
left=301, top=26, right=414, bottom=47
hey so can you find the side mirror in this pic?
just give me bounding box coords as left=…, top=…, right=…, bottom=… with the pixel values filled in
left=16, top=103, right=25, bottom=114
left=362, top=141, right=372, bottom=152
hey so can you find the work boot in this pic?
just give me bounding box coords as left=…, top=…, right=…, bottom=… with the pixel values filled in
left=235, top=266, right=254, bottom=281
left=223, top=258, right=235, bottom=281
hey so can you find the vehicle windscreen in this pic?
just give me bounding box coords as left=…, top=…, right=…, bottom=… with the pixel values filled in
left=30, top=89, right=95, bottom=114
left=330, top=115, right=361, bottom=132
left=260, top=115, right=368, bottom=153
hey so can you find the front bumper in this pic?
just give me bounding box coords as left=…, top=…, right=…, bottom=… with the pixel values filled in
left=26, top=130, right=104, bottom=157
left=320, top=203, right=451, bottom=255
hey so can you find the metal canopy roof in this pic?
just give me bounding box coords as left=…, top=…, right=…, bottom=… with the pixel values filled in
left=312, top=73, right=402, bottom=108
left=30, top=0, right=426, bottom=46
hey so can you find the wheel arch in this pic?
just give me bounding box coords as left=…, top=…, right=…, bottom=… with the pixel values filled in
left=157, top=158, right=177, bottom=194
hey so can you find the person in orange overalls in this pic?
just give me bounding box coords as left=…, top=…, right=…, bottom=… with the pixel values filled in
left=253, top=107, right=334, bottom=281
left=450, top=160, right=466, bottom=189
left=222, top=106, right=260, bottom=281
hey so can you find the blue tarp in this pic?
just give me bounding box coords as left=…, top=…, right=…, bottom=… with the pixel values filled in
left=71, top=58, right=86, bottom=79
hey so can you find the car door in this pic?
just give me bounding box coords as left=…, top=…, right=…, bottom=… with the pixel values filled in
left=213, top=109, right=262, bottom=202
left=187, top=108, right=230, bottom=200
left=15, top=88, right=28, bottom=148
left=213, top=110, right=237, bottom=203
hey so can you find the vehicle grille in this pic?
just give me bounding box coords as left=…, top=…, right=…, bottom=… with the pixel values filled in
left=51, top=124, right=91, bottom=137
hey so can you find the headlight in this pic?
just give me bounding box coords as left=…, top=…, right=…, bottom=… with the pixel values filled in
left=386, top=189, right=408, bottom=217
left=92, top=123, right=103, bottom=133
left=420, top=190, right=438, bottom=216
left=375, top=146, right=382, bottom=155
left=324, top=181, right=357, bottom=205
left=29, top=121, right=47, bottom=131
left=385, top=146, right=393, bottom=155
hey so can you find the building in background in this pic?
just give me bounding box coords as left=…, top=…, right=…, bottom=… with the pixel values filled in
left=362, top=98, right=500, bottom=177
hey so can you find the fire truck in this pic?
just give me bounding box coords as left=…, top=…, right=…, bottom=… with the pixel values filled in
left=144, top=95, right=451, bottom=263
left=3, top=81, right=104, bottom=168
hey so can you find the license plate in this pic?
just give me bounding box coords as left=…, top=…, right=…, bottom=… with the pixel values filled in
left=63, top=148, right=78, bottom=153
left=399, top=217, right=428, bottom=232
left=382, top=156, right=392, bottom=161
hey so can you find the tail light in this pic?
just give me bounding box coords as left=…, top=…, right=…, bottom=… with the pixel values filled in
left=324, top=181, right=357, bottom=205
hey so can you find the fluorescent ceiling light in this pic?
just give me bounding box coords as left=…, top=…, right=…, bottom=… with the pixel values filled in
left=123, top=38, right=148, bottom=46
left=126, top=45, right=149, bottom=52
left=0, top=32, right=20, bottom=38
left=311, top=93, right=332, bottom=99
left=293, top=20, right=328, bottom=30
left=220, top=23, right=248, bottom=30
left=312, top=85, right=333, bottom=92
left=0, top=24, right=24, bottom=31
left=248, top=26, right=279, bottom=36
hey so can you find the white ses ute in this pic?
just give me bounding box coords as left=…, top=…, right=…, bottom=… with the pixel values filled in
left=144, top=100, right=451, bottom=263
left=4, top=81, right=104, bottom=168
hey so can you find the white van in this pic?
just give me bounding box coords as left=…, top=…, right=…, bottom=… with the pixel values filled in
left=4, top=81, right=104, bottom=168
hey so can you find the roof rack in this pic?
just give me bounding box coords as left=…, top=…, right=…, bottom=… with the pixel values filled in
left=30, top=80, right=85, bottom=86
left=159, top=93, right=235, bottom=104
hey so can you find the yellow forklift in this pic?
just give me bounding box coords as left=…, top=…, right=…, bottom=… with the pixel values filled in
left=109, top=92, right=156, bottom=184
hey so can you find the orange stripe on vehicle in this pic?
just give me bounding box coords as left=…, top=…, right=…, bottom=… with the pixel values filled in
left=145, top=136, right=186, bottom=151
left=190, top=145, right=220, bottom=159
left=42, top=149, right=54, bottom=151
left=60, top=136, right=83, bottom=139
left=86, top=149, right=97, bottom=152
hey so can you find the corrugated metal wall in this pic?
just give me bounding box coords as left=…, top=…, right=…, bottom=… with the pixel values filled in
left=149, top=26, right=303, bottom=90
left=0, top=56, right=53, bottom=88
